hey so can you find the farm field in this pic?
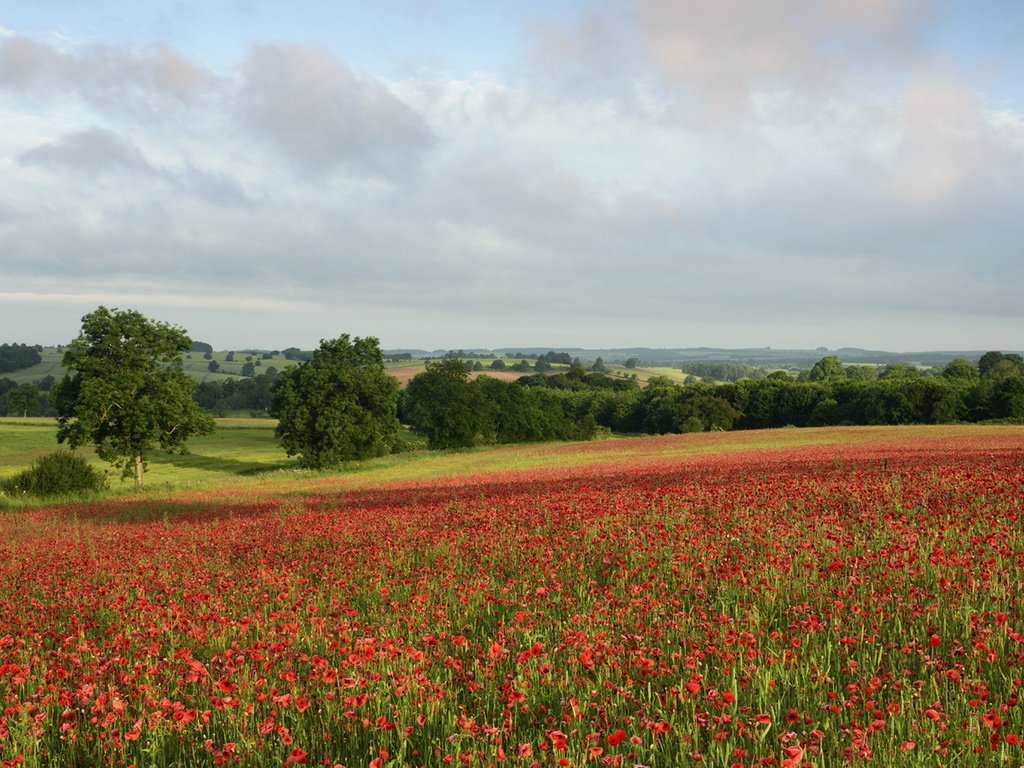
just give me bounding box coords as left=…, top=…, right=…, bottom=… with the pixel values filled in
left=0, top=426, right=1023, bottom=766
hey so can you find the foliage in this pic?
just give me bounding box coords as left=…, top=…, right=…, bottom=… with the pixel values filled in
left=401, top=359, right=484, bottom=449
left=194, top=371, right=280, bottom=416
left=537, top=350, right=573, bottom=366
left=942, top=358, right=979, bottom=381
left=678, top=360, right=766, bottom=381
left=0, top=342, right=42, bottom=373
left=4, top=382, right=40, bottom=417
left=396, top=350, right=1022, bottom=447
left=805, top=354, right=845, bottom=381
left=0, top=449, right=107, bottom=497
left=50, top=307, right=214, bottom=485
left=270, top=335, right=399, bottom=467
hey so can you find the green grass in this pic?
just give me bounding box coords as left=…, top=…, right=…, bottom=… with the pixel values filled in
left=0, top=417, right=296, bottom=493
left=604, top=363, right=690, bottom=383
left=0, top=418, right=71, bottom=475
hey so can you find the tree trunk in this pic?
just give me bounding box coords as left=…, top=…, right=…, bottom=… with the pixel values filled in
left=134, top=455, right=144, bottom=487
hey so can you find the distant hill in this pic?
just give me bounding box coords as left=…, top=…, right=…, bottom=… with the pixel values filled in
left=3, top=345, right=1019, bottom=386
left=383, top=347, right=1011, bottom=368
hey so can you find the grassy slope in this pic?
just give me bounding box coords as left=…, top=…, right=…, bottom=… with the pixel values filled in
left=0, top=348, right=65, bottom=383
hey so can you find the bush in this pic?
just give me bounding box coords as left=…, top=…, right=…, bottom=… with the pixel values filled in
left=0, top=450, right=108, bottom=498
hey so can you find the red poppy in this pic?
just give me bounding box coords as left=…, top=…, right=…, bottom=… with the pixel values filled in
left=781, top=745, right=803, bottom=768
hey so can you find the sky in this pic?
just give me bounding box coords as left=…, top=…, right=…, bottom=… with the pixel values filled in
left=1, top=0, right=1022, bottom=352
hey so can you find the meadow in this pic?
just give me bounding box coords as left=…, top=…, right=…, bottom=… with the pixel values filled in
left=0, top=419, right=292, bottom=492
left=0, top=425, right=1022, bottom=766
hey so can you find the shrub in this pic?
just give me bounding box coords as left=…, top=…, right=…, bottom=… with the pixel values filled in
left=0, top=450, right=108, bottom=498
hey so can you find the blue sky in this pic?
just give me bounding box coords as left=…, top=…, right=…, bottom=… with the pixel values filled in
left=1, top=0, right=1022, bottom=351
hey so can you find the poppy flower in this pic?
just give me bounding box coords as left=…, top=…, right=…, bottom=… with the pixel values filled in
left=781, top=745, right=803, bottom=768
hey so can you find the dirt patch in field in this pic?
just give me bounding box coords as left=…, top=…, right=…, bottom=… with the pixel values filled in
left=387, top=366, right=529, bottom=387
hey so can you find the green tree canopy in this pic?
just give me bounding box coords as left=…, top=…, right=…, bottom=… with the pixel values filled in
left=401, top=358, right=484, bottom=449
left=270, top=335, right=399, bottom=468
left=942, top=358, right=979, bottom=382
left=51, top=306, right=214, bottom=485
left=806, top=355, right=845, bottom=382
left=6, top=381, right=40, bottom=417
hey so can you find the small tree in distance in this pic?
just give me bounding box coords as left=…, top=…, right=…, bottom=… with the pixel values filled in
left=51, top=306, right=214, bottom=486
left=270, top=335, right=400, bottom=468
left=6, top=382, right=40, bottom=417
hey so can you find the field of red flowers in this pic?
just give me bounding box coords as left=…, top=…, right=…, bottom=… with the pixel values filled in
left=1, top=427, right=1022, bottom=767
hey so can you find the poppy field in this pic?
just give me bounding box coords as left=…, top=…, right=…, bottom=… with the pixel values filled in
left=0, top=426, right=1022, bottom=767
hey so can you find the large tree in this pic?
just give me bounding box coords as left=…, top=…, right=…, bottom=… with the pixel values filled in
left=51, top=306, right=214, bottom=486
left=270, top=335, right=399, bottom=467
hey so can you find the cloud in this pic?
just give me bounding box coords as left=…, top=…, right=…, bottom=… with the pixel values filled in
left=523, top=7, right=641, bottom=104
left=18, top=127, right=151, bottom=176
left=1, top=5, right=1021, bottom=351
left=235, top=43, right=436, bottom=176
left=15, top=127, right=251, bottom=206
left=0, top=35, right=215, bottom=118
left=521, top=0, right=935, bottom=122
left=630, top=0, right=933, bottom=114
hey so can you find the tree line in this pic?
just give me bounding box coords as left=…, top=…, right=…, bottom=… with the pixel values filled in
left=397, top=353, right=1024, bottom=449
left=9, top=306, right=1024, bottom=485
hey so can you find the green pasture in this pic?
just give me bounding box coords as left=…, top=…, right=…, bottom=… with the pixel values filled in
left=0, top=417, right=294, bottom=492
left=179, top=350, right=296, bottom=381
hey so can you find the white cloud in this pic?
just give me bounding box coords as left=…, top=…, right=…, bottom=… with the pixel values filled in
left=0, top=36, right=216, bottom=118
left=19, top=127, right=151, bottom=176
left=235, top=43, right=436, bottom=176
left=629, top=0, right=933, bottom=116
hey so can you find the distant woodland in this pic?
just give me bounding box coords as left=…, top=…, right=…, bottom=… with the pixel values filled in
left=2, top=343, right=1022, bottom=449
left=395, top=352, right=1024, bottom=449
